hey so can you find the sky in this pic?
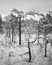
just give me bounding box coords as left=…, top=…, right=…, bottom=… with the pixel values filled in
left=0, top=0, right=52, bottom=17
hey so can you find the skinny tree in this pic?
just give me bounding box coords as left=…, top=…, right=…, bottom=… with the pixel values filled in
left=0, top=15, right=3, bottom=33
left=11, top=8, right=24, bottom=45
left=23, top=19, right=37, bottom=62
left=41, top=18, right=49, bottom=57
left=18, top=11, right=24, bottom=45
left=28, top=39, right=31, bottom=62
left=19, top=16, right=21, bottom=45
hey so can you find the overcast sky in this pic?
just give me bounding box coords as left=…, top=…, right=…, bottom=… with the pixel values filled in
left=0, top=0, right=52, bottom=16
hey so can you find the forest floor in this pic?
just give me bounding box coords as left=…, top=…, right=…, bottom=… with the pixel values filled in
left=0, top=34, right=52, bottom=65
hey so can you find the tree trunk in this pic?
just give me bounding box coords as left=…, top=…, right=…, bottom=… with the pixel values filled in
left=44, top=25, right=47, bottom=57
left=38, top=29, right=39, bottom=44
left=6, top=31, right=8, bottom=37
left=45, top=41, right=47, bottom=57
left=28, top=41, right=31, bottom=62
left=8, top=28, right=11, bottom=37
left=19, top=17, right=21, bottom=45
left=37, top=24, right=40, bottom=45
left=12, top=28, right=14, bottom=42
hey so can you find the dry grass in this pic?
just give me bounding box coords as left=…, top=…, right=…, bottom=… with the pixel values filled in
left=0, top=34, right=52, bottom=65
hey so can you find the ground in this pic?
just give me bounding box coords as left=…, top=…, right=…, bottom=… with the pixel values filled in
left=0, top=34, right=52, bottom=65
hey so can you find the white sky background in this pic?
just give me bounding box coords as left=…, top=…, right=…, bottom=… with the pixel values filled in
left=0, top=0, right=52, bottom=17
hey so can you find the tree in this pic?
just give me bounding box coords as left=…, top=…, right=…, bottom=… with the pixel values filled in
left=18, top=11, right=24, bottom=45
left=22, top=17, right=38, bottom=62
left=40, top=16, right=50, bottom=57
left=0, top=15, right=3, bottom=34
left=11, top=8, right=25, bottom=45
left=10, top=14, right=19, bottom=43
left=27, top=35, right=31, bottom=62
left=3, top=12, right=19, bottom=43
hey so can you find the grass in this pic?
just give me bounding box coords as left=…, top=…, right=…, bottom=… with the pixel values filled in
left=0, top=34, right=52, bottom=65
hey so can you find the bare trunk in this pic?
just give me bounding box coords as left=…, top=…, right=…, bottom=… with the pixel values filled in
left=45, top=41, right=47, bottom=57
left=38, top=29, right=39, bottom=44
left=12, top=28, right=14, bottom=42
left=19, top=17, right=21, bottom=45
left=28, top=41, right=31, bottom=62
left=44, top=25, right=47, bottom=57
left=8, top=28, right=11, bottom=37
left=6, top=31, right=8, bottom=37
left=37, top=24, right=40, bottom=45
